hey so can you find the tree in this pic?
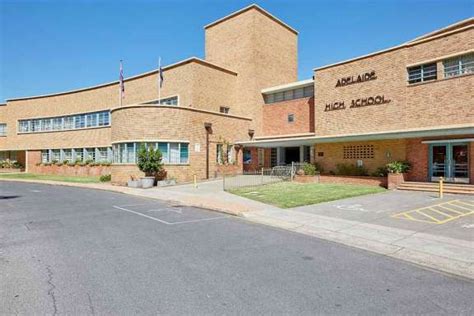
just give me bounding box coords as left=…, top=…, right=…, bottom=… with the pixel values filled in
left=137, top=144, right=163, bottom=177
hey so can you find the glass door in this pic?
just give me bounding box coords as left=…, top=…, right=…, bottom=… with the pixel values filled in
left=452, top=144, right=469, bottom=183
left=430, top=143, right=469, bottom=183
left=431, top=145, right=447, bottom=181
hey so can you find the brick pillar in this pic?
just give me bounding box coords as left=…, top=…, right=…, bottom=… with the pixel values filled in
left=470, top=142, right=474, bottom=185
left=406, top=138, right=429, bottom=182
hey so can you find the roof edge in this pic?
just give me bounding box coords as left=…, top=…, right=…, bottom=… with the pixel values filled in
left=204, top=4, right=298, bottom=35
left=7, top=57, right=237, bottom=102
left=314, top=20, right=474, bottom=72
left=261, top=79, right=313, bottom=94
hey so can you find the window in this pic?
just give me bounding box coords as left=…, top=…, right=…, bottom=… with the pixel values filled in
left=0, top=124, right=6, bottom=136
left=113, top=142, right=188, bottom=164
left=243, top=149, right=252, bottom=165
left=258, top=148, right=264, bottom=166
left=180, top=143, right=189, bottom=164
left=146, top=96, right=178, bottom=106
left=19, top=121, right=29, bottom=132
left=288, top=114, right=294, bottom=123
left=408, top=63, right=437, bottom=84
left=226, top=145, right=234, bottom=164
left=53, top=118, right=63, bottom=130
left=85, top=148, right=96, bottom=162
left=444, top=53, right=474, bottom=78
left=219, top=106, right=230, bottom=114
left=74, top=148, right=84, bottom=162
left=64, top=116, right=74, bottom=130
left=264, top=84, right=314, bottom=104
left=98, top=112, right=109, bottom=126
left=86, top=113, right=97, bottom=127
left=62, top=149, right=72, bottom=162
left=41, top=150, right=50, bottom=163
left=97, top=147, right=108, bottom=162
left=42, top=119, right=52, bottom=131
left=216, top=144, right=223, bottom=164
left=343, top=145, right=374, bottom=159
left=51, top=149, right=61, bottom=162
left=19, top=111, right=110, bottom=133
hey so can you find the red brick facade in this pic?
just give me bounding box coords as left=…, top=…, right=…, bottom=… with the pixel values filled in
left=262, top=96, right=314, bottom=136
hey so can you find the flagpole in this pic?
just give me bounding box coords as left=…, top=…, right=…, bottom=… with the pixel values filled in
left=158, top=57, right=161, bottom=105
left=119, top=60, right=123, bottom=107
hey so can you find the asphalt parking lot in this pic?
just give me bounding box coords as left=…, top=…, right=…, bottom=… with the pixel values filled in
left=1, top=181, right=473, bottom=314
left=292, top=190, right=474, bottom=242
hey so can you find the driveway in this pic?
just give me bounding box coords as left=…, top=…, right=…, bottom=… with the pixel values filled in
left=292, top=190, right=474, bottom=242
left=1, top=181, right=473, bottom=314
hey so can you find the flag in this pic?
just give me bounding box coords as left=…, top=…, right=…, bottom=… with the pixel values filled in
left=119, top=60, right=125, bottom=99
left=159, top=65, right=164, bottom=88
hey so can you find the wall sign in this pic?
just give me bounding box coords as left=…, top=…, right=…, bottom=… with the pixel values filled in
left=336, top=71, right=377, bottom=87
left=324, top=95, right=391, bottom=112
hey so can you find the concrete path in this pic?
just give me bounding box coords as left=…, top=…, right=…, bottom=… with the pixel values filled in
left=2, top=178, right=473, bottom=279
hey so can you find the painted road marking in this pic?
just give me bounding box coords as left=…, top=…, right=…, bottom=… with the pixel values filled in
left=392, top=200, right=474, bottom=224
left=112, top=205, right=227, bottom=225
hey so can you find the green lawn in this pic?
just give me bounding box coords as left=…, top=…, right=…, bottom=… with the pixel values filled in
left=229, top=182, right=386, bottom=208
left=0, top=173, right=101, bottom=183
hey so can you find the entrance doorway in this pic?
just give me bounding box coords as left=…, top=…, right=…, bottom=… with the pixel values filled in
left=284, top=147, right=300, bottom=164
left=430, top=143, right=469, bottom=183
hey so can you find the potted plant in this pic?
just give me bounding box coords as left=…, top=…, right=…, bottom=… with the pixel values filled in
left=386, top=161, right=411, bottom=189
left=137, top=144, right=163, bottom=189
left=127, top=175, right=141, bottom=188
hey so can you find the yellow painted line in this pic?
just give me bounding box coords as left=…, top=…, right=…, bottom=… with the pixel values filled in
left=455, top=200, right=474, bottom=208
left=391, top=200, right=474, bottom=225
left=449, top=202, right=474, bottom=212
left=429, top=207, right=455, bottom=218
left=416, top=209, right=442, bottom=223
left=437, top=204, right=466, bottom=215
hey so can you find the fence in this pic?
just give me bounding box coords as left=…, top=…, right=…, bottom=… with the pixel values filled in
left=223, top=162, right=303, bottom=191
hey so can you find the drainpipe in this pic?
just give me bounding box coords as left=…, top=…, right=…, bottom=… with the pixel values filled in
left=204, top=122, right=213, bottom=179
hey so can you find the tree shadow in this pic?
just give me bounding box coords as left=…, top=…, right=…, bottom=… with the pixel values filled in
left=0, top=195, right=21, bottom=200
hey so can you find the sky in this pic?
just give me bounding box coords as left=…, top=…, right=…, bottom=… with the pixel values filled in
left=0, top=0, right=473, bottom=102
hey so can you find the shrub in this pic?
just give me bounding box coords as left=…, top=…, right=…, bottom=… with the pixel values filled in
left=371, top=166, right=388, bottom=177
left=85, top=159, right=94, bottom=165
left=335, top=163, right=368, bottom=176
left=302, top=163, right=317, bottom=176
left=100, top=174, right=111, bottom=182
left=386, top=161, right=411, bottom=174
left=314, top=162, right=324, bottom=173
left=137, top=144, right=163, bottom=177
left=156, top=169, right=167, bottom=180
left=74, top=159, right=82, bottom=165
left=62, top=160, right=69, bottom=165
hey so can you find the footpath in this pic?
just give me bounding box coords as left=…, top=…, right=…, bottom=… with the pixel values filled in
left=1, top=178, right=473, bottom=280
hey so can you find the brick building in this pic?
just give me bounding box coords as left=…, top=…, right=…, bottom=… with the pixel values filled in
left=1, top=5, right=473, bottom=185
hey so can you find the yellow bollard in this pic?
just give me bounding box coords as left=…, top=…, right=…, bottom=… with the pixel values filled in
left=439, top=177, right=444, bottom=199
left=193, top=174, right=197, bottom=188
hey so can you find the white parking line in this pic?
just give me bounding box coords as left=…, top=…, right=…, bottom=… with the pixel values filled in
left=112, top=205, right=227, bottom=225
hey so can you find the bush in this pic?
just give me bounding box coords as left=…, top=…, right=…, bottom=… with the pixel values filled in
left=100, top=174, right=111, bottom=182
left=85, top=159, right=94, bottom=165
left=137, top=144, right=163, bottom=177
left=314, top=162, right=324, bottom=173
left=371, top=166, right=388, bottom=177
left=386, top=161, right=411, bottom=174
left=302, top=163, right=317, bottom=176
left=335, top=163, right=368, bottom=176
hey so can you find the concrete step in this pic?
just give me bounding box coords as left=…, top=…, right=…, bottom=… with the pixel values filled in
left=397, top=181, right=474, bottom=195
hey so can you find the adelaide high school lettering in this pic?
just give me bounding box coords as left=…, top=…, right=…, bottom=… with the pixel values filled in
left=335, top=71, right=377, bottom=87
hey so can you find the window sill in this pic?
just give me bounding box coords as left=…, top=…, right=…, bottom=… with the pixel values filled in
left=407, top=72, right=474, bottom=87
left=17, top=125, right=111, bottom=135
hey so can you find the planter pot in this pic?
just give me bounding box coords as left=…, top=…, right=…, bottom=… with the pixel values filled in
left=157, top=179, right=176, bottom=187
left=140, top=177, right=155, bottom=189
left=127, top=180, right=141, bottom=188
left=387, top=172, right=406, bottom=190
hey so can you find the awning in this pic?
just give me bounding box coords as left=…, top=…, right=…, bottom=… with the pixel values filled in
left=236, top=125, right=474, bottom=148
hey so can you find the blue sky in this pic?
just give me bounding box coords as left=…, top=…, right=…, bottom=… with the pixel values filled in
left=1, top=0, right=472, bottom=102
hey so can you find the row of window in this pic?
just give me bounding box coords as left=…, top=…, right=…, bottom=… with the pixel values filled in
left=144, top=96, right=178, bottom=106
left=41, top=147, right=112, bottom=163
left=113, top=142, right=189, bottom=164
left=19, top=111, right=110, bottom=133
left=0, top=124, right=6, bottom=136
left=264, top=85, right=314, bottom=104
left=408, top=53, right=473, bottom=84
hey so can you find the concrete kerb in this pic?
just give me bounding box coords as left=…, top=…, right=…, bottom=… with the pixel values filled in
left=0, top=178, right=246, bottom=216
left=241, top=211, right=474, bottom=280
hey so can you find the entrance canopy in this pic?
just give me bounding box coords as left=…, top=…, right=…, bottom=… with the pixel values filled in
left=236, top=125, right=474, bottom=148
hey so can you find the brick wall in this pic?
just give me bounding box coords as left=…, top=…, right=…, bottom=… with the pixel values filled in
left=262, top=97, right=314, bottom=136
left=314, top=27, right=474, bottom=136
left=314, top=139, right=407, bottom=175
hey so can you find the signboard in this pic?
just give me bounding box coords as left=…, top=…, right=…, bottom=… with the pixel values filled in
left=336, top=71, right=377, bottom=87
